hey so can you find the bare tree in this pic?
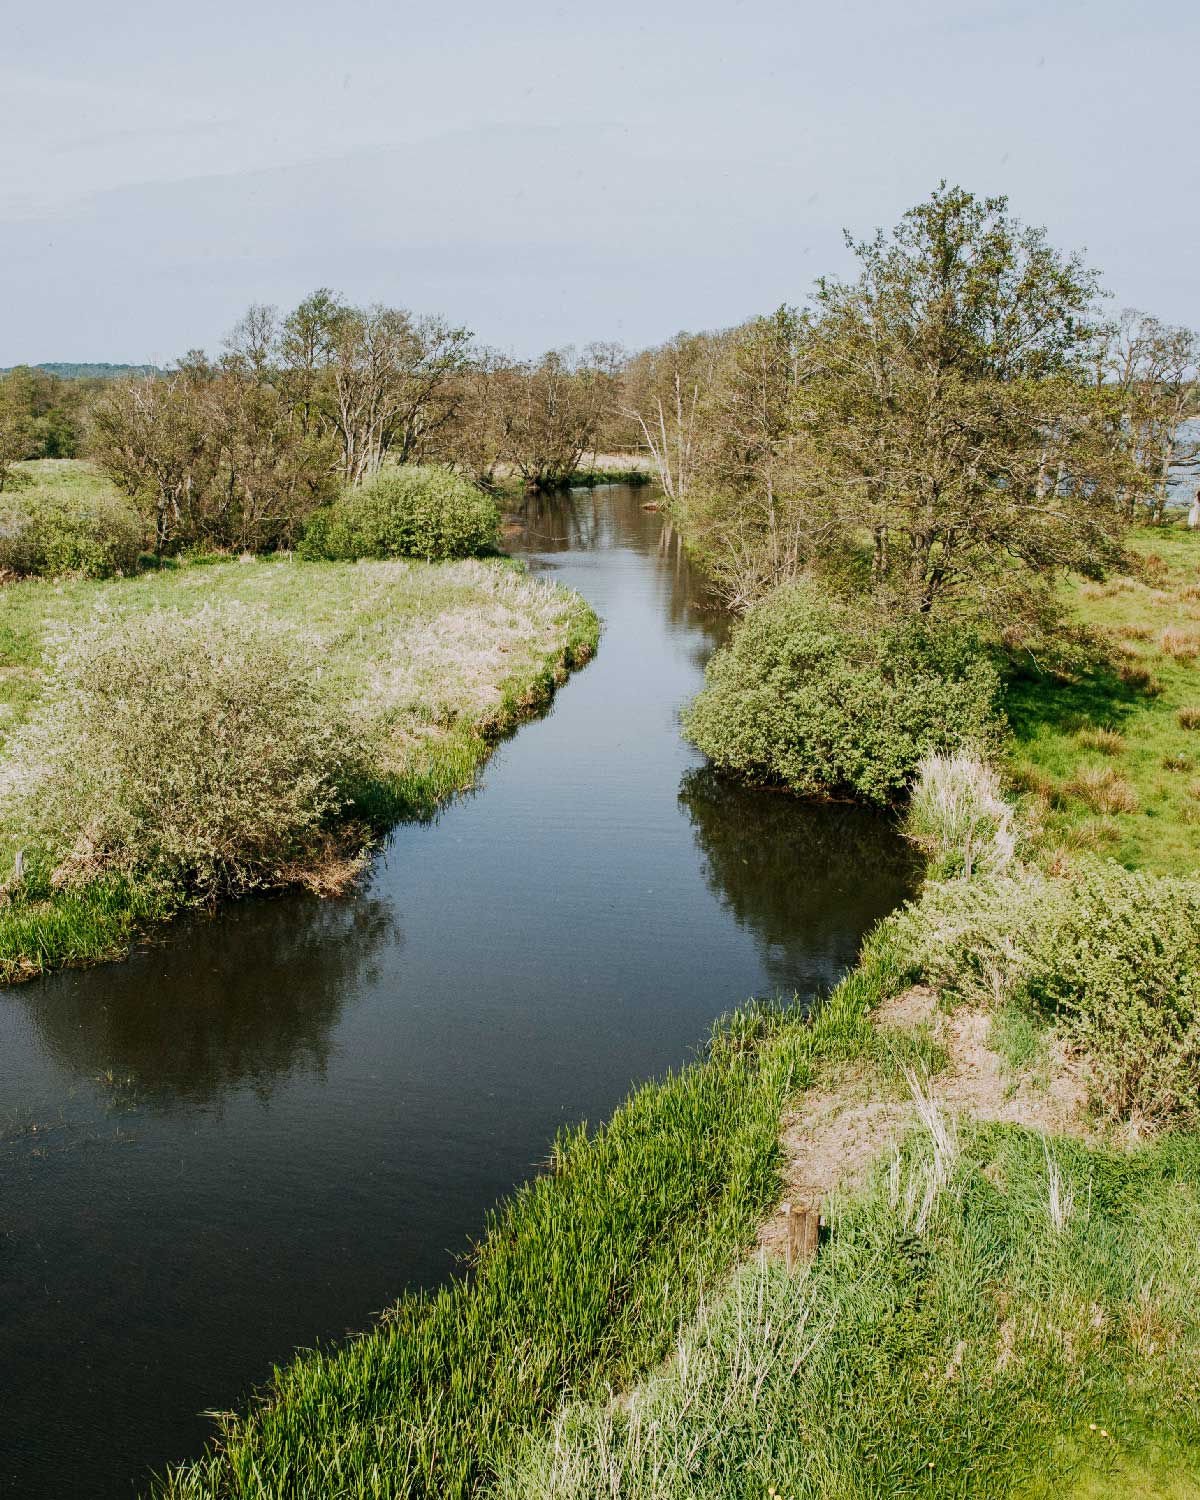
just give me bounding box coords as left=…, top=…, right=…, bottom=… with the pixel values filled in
left=621, top=331, right=728, bottom=507
left=1100, top=309, right=1200, bottom=523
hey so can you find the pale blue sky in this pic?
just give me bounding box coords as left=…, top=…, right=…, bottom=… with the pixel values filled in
left=3, top=0, right=1196, bottom=363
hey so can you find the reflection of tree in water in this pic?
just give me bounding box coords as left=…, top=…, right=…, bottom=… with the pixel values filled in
left=23, top=893, right=399, bottom=1112
left=507, top=485, right=727, bottom=655
left=678, top=767, right=918, bottom=998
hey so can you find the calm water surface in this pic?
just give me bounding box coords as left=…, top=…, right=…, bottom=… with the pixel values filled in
left=0, top=487, right=916, bottom=1497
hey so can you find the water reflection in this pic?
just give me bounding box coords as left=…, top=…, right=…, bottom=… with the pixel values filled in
left=506, top=490, right=728, bottom=659
left=678, top=767, right=918, bottom=996
left=21, top=893, right=399, bottom=1110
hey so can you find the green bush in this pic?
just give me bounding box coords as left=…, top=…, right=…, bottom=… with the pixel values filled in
left=890, top=860, right=1200, bottom=1126
left=1028, top=863, right=1200, bottom=1127
left=0, top=485, right=145, bottom=578
left=1, top=606, right=372, bottom=898
left=299, top=466, right=500, bottom=562
left=683, top=583, right=1005, bottom=804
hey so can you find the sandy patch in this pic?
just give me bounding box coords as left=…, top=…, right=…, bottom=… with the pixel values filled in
left=759, top=987, right=1089, bottom=1258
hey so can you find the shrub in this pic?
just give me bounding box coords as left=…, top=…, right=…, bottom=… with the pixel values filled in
left=1, top=607, right=372, bottom=898
left=0, top=484, right=145, bottom=577
left=903, top=751, right=1016, bottom=879
left=891, top=861, right=1200, bottom=1126
left=1027, top=864, right=1200, bottom=1127
left=300, top=466, right=500, bottom=562
left=683, top=583, right=1005, bottom=805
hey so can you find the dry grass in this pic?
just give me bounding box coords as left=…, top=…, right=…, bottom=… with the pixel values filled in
left=1075, top=726, right=1125, bottom=756
left=1117, top=661, right=1162, bottom=693
left=1064, top=766, right=1140, bottom=814
left=1161, top=627, right=1200, bottom=663
left=1115, top=622, right=1154, bottom=641
left=1180, top=707, right=1200, bottom=730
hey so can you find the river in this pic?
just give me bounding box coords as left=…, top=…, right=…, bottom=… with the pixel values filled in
left=0, top=485, right=915, bottom=1497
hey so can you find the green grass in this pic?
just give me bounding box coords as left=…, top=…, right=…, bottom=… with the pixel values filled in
left=1005, top=522, right=1200, bottom=874
left=6, top=456, right=130, bottom=505
left=0, top=549, right=598, bottom=982
left=496, top=1123, right=1200, bottom=1500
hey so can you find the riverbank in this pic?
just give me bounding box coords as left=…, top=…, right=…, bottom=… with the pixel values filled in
left=0, top=553, right=598, bottom=983
left=155, top=524, right=1200, bottom=1500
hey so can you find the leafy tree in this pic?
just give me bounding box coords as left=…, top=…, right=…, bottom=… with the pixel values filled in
left=800, top=185, right=1130, bottom=636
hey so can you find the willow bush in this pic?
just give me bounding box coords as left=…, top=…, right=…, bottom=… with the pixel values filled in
left=300, top=466, right=500, bottom=563
left=684, top=583, right=1005, bottom=804
left=1, top=606, right=372, bottom=898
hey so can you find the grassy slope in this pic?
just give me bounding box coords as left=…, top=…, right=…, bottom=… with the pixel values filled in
left=0, top=549, right=598, bottom=982
left=1007, top=523, right=1200, bottom=874
left=155, top=525, right=1200, bottom=1500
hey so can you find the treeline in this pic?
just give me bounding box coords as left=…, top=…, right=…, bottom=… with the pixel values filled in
left=628, top=191, right=1199, bottom=621
left=77, top=294, right=628, bottom=554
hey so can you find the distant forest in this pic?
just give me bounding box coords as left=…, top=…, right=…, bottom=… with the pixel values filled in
left=0, top=363, right=161, bottom=380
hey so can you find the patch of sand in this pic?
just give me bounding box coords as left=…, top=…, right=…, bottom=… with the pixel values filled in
left=759, top=987, right=1090, bottom=1258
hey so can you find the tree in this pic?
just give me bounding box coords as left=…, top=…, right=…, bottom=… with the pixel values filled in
left=500, top=345, right=621, bottom=491
left=621, top=330, right=728, bottom=508
left=799, top=185, right=1129, bottom=637
left=428, top=347, right=517, bottom=488
left=90, top=356, right=335, bottom=553
left=1099, top=309, right=1200, bottom=523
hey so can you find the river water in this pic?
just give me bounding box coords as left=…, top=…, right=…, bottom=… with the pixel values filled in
left=0, top=486, right=916, bottom=1497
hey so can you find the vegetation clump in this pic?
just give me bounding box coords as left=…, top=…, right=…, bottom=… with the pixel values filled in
left=1, top=607, right=371, bottom=899
left=0, top=464, right=145, bottom=578
left=684, top=583, right=1004, bottom=804
left=299, top=466, right=500, bottom=562
left=892, top=856, right=1200, bottom=1128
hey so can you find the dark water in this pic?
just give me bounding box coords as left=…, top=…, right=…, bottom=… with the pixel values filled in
left=0, top=487, right=916, bottom=1498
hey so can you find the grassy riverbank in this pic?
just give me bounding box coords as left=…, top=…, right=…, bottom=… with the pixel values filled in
left=0, top=552, right=597, bottom=982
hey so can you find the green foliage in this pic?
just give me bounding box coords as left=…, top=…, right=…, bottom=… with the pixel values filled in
left=684, top=582, right=1005, bottom=804
left=1027, top=864, right=1200, bottom=1127
left=300, top=466, right=500, bottom=562
left=891, top=860, right=1200, bottom=1126
left=2, top=606, right=371, bottom=899
left=0, top=467, right=145, bottom=577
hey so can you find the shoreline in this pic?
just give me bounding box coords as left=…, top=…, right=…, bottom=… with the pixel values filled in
left=0, top=556, right=600, bottom=988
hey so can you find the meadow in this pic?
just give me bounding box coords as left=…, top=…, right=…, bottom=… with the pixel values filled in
left=0, top=464, right=598, bottom=981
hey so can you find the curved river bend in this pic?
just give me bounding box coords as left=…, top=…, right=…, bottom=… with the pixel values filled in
left=0, top=486, right=916, bottom=1497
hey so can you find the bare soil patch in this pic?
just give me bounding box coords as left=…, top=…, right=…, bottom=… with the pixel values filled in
left=759, top=987, right=1089, bottom=1258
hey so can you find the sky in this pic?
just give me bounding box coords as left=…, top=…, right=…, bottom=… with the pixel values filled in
left=3, top=0, right=1197, bottom=364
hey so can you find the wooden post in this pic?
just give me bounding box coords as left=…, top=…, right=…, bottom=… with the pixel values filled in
left=783, top=1202, right=820, bottom=1270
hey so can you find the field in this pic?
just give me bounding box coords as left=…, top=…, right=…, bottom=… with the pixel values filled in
left=1007, top=523, right=1200, bottom=875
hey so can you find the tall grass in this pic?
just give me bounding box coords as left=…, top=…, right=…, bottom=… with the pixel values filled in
left=496, top=1127, right=1200, bottom=1499
left=904, top=749, right=1016, bottom=878
left=154, top=1007, right=798, bottom=1499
